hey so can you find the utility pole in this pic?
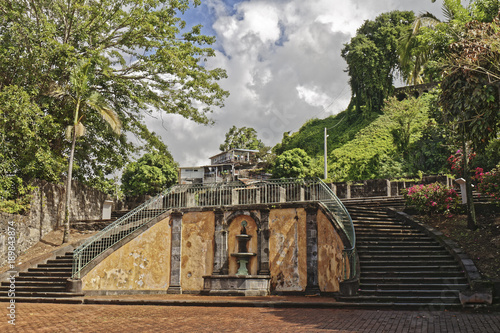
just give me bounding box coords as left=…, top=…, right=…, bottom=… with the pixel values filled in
left=324, top=127, right=328, bottom=180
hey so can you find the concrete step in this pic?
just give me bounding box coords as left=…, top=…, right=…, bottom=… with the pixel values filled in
left=337, top=295, right=459, bottom=304
left=0, top=291, right=84, bottom=298
left=361, top=265, right=462, bottom=272
left=19, top=271, right=72, bottom=278
left=360, top=283, right=468, bottom=291
left=361, top=276, right=468, bottom=284
left=360, top=271, right=464, bottom=278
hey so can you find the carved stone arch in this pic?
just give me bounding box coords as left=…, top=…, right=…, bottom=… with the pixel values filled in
left=224, top=210, right=264, bottom=276
left=225, top=210, right=261, bottom=229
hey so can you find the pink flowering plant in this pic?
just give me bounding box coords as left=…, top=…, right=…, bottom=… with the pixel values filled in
left=474, top=166, right=500, bottom=202
left=447, top=149, right=476, bottom=178
left=402, top=182, right=461, bottom=215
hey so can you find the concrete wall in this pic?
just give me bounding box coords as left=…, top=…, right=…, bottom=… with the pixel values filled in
left=82, top=216, right=171, bottom=291
left=80, top=204, right=348, bottom=295
left=269, top=208, right=307, bottom=292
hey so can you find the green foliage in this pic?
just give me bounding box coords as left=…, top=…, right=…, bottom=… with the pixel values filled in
left=402, top=182, right=461, bottom=215
left=328, top=94, right=432, bottom=181
left=0, top=0, right=227, bottom=194
left=273, top=111, right=378, bottom=157
left=0, top=176, right=35, bottom=215
left=121, top=153, right=178, bottom=196
left=219, top=126, right=264, bottom=151
left=474, top=165, right=500, bottom=201
left=0, top=85, right=65, bottom=183
left=342, top=11, right=415, bottom=114
left=272, top=148, right=314, bottom=179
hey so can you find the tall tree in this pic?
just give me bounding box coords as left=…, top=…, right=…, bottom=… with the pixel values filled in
left=49, top=59, right=121, bottom=243
left=341, top=11, right=415, bottom=115
left=121, top=153, right=178, bottom=197
left=439, top=15, right=500, bottom=230
left=0, top=0, right=228, bottom=190
left=219, top=126, right=265, bottom=152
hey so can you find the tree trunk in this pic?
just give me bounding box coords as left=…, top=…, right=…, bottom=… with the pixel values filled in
left=62, top=130, right=77, bottom=244
left=462, top=135, right=477, bottom=230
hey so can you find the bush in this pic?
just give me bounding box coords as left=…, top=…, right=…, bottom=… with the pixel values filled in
left=403, top=182, right=460, bottom=215
left=474, top=166, right=500, bottom=201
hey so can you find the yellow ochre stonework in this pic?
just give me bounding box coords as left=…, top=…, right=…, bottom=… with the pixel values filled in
left=317, top=210, right=345, bottom=292
left=227, top=215, right=258, bottom=275
left=82, top=216, right=171, bottom=291
left=180, top=211, right=215, bottom=291
left=269, top=208, right=307, bottom=292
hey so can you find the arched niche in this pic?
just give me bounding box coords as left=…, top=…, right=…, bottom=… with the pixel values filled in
left=227, top=215, right=258, bottom=275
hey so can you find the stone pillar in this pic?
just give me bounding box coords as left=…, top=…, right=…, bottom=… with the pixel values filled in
left=168, top=211, right=183, bottom=294
left=258, top=209, right=270, bottom=275
left=330, top=183, right=337, bottom=196
left=232, top=189, right=239, bottom=206
left=300, top=188, right=305, bottom=202
left=186, top=192, right=195, bottom=207
left=305, top=207, right=319, bottom=293
left=386, top=179, right=391, bottom=197
left=279, top=187, right=286, bottom=203
left=212, top=210, right=227, bottom=275
left=346, top=183, right=351, bottom=199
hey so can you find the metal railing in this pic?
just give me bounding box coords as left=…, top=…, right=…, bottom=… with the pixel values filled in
left=72, top=178, right=356, bottom=280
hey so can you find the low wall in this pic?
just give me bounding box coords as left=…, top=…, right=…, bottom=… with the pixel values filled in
left=330, top=175, right=453, bottom=199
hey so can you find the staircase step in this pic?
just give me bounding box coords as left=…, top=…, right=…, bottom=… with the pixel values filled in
left=357, top=245, right=444, bottom=251
left=19, top=271, right=71, bottom=277
left=361, top=276, right=468, bottom=283
left=0, top=292, right=84, bottom=298
left=360, top=271, right=464, bottom=278
left=360, top=283, right=468, bottom=291
left=361, top=265, right=461, bottom=271
left=337, top=295, right=459, bottom=303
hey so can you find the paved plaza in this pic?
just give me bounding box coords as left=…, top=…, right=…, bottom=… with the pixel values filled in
left=1, top=301, right=500, bottom=332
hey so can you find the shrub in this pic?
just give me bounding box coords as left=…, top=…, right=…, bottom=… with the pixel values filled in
left=447, top=149, right=476, bottom=178
left=474, top=166, right=500, bottom=201
left=403, top=182, right=460, bottom=215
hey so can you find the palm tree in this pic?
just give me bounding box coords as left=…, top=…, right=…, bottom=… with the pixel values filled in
left=49, top=59, right=121, bottom=243
left=398, top=0, right=471, bottom=85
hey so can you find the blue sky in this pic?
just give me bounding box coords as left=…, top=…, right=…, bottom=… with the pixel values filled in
left=146, top=0, right=448, bottom=167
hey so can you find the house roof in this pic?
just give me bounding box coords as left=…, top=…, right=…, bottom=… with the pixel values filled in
left=209, top=148, right=259, bottom=160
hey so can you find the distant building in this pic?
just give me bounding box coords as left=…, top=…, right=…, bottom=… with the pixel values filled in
left=179, top=148, right=266, bottom=185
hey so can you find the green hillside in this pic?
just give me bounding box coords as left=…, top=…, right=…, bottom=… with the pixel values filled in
left=273, top=111, right=379, bottom=157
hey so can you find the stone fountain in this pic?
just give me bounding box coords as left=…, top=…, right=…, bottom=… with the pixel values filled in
left=202, top=219, right=270, bottom=296
left=231, top=221, right=256, bottom=275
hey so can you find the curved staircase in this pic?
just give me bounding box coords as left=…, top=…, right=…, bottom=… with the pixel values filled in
left=338, top=203, right=469, bottom=308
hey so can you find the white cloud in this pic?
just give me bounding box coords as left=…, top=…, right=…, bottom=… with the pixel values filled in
left=150, top=0, right=444, bottom=166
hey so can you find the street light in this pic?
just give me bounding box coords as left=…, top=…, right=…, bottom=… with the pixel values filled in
left=324, top=127, right=329, bottom=180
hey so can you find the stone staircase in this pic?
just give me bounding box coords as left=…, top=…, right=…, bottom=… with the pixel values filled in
left=338, top=203, right=469, bottom=307
left=0, top=252, right=84, bottom=299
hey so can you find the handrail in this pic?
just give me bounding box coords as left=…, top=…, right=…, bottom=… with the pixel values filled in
left=72, top=178, right=356, bottom=280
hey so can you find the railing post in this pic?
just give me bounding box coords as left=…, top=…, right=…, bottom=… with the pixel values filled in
left=279, top=187, right=286, bottom=203
left=232, top=189, right=239, bottom=205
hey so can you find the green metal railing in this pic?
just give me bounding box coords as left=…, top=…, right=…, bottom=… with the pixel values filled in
left=72, top=178, right=356, bottom=280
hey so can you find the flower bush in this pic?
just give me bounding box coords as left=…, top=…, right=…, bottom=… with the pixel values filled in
left=447, top=149, right=476, bottom=178
left=402, top=182, right=461, bottom=215
left=474, top=166, right=500, bottom=201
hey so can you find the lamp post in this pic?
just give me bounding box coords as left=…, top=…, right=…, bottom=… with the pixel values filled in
left=324, top=127, right=328, bottom=180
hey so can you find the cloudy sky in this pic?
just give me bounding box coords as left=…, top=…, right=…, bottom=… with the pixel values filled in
left=145, top=0, right=447, bottom=167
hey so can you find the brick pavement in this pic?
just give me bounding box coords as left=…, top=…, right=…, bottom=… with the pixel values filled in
left=1, top=302, right=500, bottom=332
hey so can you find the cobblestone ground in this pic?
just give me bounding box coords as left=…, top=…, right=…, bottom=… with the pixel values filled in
left=1, top=303, right=500, bottom=332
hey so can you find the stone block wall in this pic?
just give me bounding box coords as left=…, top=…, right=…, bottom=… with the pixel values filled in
left=0, top=179, right=109, bottom=267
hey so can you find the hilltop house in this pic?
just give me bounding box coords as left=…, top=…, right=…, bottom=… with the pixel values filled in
left=178, top=148, right=265, bottom=184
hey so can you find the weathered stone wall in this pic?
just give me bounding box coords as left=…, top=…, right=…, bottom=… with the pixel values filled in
left=180, top=212, right=215, bottom=292
left=317, top=210, right=344, bottom=292
left=269, top=208, right=307, bottom=292
left=0, top=179, right=109, bottom=267
left=0, top=213, right=31, bottom=268
left=80, top=204, right=348, bottom=295
left=82, top=216, right=171, bottom=291
left=30, top=179, right=109, bottom=234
